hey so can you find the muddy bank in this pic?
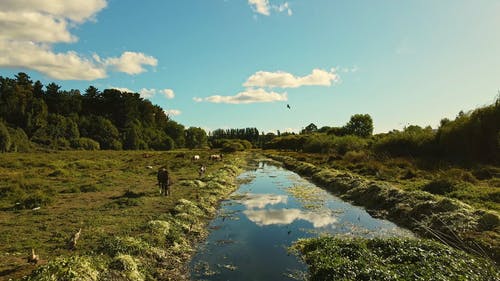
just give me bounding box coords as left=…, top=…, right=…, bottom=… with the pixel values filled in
left=267, top=154, right=500, bottom=263
left=21, top=158, right=244, bottom=281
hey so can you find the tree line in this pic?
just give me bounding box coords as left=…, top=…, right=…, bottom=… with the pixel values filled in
left=0, top=73, right=209, bottom=152
left=265, top=99, right=500, bottom=164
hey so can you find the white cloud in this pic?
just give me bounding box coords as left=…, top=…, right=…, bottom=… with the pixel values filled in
left=164, top=109, right=181, bottom=116
left=104, top=52, right=157, bottom=75
left=0, top=41, right=107, bottom=80
left=139, top=88, right=156, bottom=99
left=0, top=0, right=158, bottom=80
left=248, top=0, right=292, bottom=16
left=248, top=0, right=270, bottom=16
left=112, top=87, right=134, bottom=93
left=160, top=89, right=175, bottom=99
left=111, top=87, right=175, bottom=100
left=275, top=2, right=292, bottom=16
left=195, top=88, right=287, bottom=104
left=244, top=68, right=339, bottom=88
left=0, top=0, right=107, bottom=23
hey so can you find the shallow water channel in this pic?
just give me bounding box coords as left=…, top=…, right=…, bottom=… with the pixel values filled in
left=190, top=161, right=413, bottom=280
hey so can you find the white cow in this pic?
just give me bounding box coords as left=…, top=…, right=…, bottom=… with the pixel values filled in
left=192, top=155, right=200, bottom=161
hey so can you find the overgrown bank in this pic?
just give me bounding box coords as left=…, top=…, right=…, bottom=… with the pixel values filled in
left=0, top=151, right=246, bottom=281
left=268, top=154, right=500, bottom=263
left=293, top=236, right=499, bottom=281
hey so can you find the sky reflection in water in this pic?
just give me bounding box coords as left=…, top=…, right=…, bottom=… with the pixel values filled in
left=190, top=162, right=412, bottom=281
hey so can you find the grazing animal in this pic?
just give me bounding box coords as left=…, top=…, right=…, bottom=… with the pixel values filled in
left=209, top=154, right=222, bottom=161
left=146, top=165, right=153, bottom=169
left=142, top=153, right=152, bottom=158
left=199, top=165, right=206, bottom=178
left=27, top=249, right=39, bottom=264
left=157, top=167, right=170, bottom=196
left=192, top=155, right=200, bottom=161
left=68, top=228, right=82, bottom=250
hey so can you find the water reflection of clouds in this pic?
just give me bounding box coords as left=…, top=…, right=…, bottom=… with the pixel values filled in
left=243, top=209, right=337, bottom=227
left=237, top=194, right=288, bottom=209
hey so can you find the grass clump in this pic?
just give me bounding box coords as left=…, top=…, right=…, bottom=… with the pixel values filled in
left=293, top=236, right=500, bottom=281
left=21, top=256, right=102, bottom=281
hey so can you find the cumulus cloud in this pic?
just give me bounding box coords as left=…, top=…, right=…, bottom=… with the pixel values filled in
left=244, top=68, right=339, bottom=88
left=160, top=89, right=175, bottom=99
left=194, top=88, right=287, bottom=104
left=0, top=0, right=158, bottom=80
left=139, top=88, right=156, bottom=99
left=0, top=40, right=107, bottom=80
left=248, top=0, right=292, bottom=16
left=105, top=52, right=157, bottom=75
left=164, top=109, right=181, bottom=116
left=111, top=87, right=176, bottom=100
left=0, top=0, right=107, bottom=23
left=112, top=87, right=134, bottom=93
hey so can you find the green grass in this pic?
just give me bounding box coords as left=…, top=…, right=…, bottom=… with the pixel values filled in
left=293, top=236, right=499, bottom=281
left=0, top=150, right=246, bottom=280
left=269, top=150, right=500, bottom=212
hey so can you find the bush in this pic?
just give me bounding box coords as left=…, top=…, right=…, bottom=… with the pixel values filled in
left=303, top=134, right=368, bottom=155
left=215, top=139, right=252, bottom=152
left=71, top=137, right=101, bottom=150
left=222, top=141, right=244, bottom=153
left=343, top=150, right=370, bottom=163
left=422, top=178, right=459, bottom=195
left=373, top=126, right=436, bottom=158
left=7, top=127, right=31, bottom=152
left=0, top=120, right=11, bottom=152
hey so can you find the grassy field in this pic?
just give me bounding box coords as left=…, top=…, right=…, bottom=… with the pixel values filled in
left=1, top=150, right=498, bottom=280
left=270, top=150, right=500, bottom=212
left=0, top=150, right=248, bottom=280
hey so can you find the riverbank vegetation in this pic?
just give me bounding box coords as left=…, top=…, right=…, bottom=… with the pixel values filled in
left=0, top=150, right=245, bottom=280
left=293, top=236, right=499, bottom=281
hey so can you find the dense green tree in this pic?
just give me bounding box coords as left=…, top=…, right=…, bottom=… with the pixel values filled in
left=165, top=120, right=185, bottom=148
left=185, top=127, right=208, bottom=149
left=79, top=115, right=121, bottom=150
left=7, top=127, right=31, bottom=152
left=0, top=120, right=11, bottom=152
left=343, top=114, right=374, bottom=137
left=301, top=123, right=318, bottom=134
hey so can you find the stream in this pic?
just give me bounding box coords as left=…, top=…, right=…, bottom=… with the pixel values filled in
left=190, top=161, right=413, bottom=280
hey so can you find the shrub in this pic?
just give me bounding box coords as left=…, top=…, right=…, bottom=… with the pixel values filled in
left=343, top=150, right=370, bottom=163
left=373, top=126, right=436, bottom=158
left=0, top=120, right=11, bottom=152
left=7, top=127, right=32, bottom=152
left=71, top=137, right=101, bottom=150
left=422, top=178, right=459, bottom=195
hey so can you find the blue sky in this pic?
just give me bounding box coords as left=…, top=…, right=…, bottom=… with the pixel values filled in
left=0, top=0, right=499, bottom=133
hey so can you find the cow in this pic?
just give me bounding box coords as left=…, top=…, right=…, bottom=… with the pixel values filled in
left=157, top=167, right=170, bottom=196
left=209, top=154, right=223, bottom=161
left=192, top=155, right=200, bottom=161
